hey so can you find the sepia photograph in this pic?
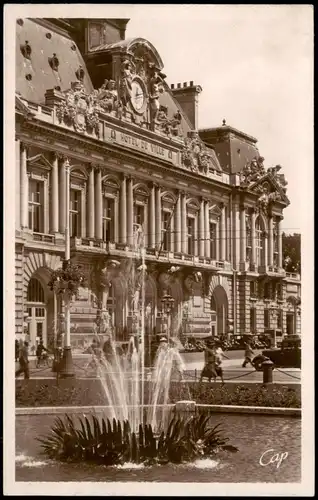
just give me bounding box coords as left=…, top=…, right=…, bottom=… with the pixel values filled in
left=4, top=4, right=314, bottom=496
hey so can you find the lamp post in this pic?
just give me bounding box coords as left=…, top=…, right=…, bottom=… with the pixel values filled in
left=161, top=292, right=175, bottom=344
left=59, top=159, right=75, bottom=378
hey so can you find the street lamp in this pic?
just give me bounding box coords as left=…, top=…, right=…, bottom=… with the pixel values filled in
left=161, top=291, right=175, bottom=344
left=59, top=159, right=74, bottom=377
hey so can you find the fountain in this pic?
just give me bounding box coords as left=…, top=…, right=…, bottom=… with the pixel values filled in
left=90, top=224, right=187, bottom=433
left=38, top=225, right=238, bottom=466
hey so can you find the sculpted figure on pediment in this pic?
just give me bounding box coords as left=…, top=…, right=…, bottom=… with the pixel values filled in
left=157, top=107, right=182, bottom=136
left=181, top=131, right=214, bottom=175
left=119, top=58, right=135, bottom=110
left=94, top=79, right=119, bottom=114
left=239, top=156, right=266, bottom=187
left=148, top=68, right=165, bottom=125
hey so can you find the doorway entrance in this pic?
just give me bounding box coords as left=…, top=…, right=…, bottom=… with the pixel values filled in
left=26, top=277, right=47, bottom=350
left=210, top=285, right=228, bottom=337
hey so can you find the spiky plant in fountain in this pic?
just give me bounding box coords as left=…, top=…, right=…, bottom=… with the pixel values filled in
left=37, top=413, right=238, bottom=466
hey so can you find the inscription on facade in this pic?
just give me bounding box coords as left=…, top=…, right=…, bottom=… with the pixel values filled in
left=105, top=126, right=176, bottom=163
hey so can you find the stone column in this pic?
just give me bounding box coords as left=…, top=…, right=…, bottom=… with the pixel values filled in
left=174, top=192, right=181, bottom=253
left=194, top=216, right=198, bottom=256
left=87, top=166, right=95, bottom=239
left=155, top=184, right=162, bottom=249
left=251, top=209, right=256, bottom=268
left=148, top=183, right=155, bottom=248
left=120, top=175, right=127, bottom=244
left=58, top=156, right=66, bottom=234
left=199, top=198, right=205, bottom=256
left=263, top=233, right=268, bottom=268
left=220, top=204, right=226, bottom=261
left=240, top=205, right=246, bottom=263
left=95, top=168, right=102, bottom=240
left=127, top=176, right=134, bottom=246
left=20, top=143, right=28, bottom=229
left=277, top=216, right=283, bottom=269
left=181, top=192, right=187, bottom=254
left=204, top=200, right=210, bottom=258
left=268, top=215, right=273, bottom=267
left=50, top=153, right=59, bottom=233
left=15, top=139, right=21, bottom=230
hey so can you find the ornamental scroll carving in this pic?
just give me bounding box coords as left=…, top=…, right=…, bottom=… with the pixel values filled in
left=181, top=131, right=217, bottom=175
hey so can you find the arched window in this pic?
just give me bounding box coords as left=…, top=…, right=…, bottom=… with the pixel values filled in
left=255, top=216, right=265, bottom=267
left=27, top=278, right=45, bottom=303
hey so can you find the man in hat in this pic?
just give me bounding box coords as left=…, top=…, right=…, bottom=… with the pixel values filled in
left=15, top=341, right=30, bottom=379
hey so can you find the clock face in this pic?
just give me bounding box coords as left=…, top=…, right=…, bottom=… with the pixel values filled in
left=131, top=80, right=145, bottom=112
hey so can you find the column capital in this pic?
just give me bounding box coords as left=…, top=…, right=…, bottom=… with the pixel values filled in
left=50, top=151, right=59, bottom=162
left=20, top=141, right=29, bottom=153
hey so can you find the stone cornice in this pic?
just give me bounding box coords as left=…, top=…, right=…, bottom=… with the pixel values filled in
left=17, top=121, right=232, bottom=196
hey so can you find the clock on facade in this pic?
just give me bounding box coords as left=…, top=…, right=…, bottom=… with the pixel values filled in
left=130, top=77, right=147, bottom=114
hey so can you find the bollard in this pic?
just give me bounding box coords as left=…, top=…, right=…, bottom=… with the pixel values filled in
left=262, top=359, right=274, bottom=384
left=195, top=369, right=197, bottom=381
left=175, top=400, right=196, bottom=421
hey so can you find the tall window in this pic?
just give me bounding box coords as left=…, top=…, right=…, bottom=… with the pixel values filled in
left=250, top=307, right=256, bottom=333
left=28, top=180, right=44, bottom=232
left=277, top=309, right=283, bottom=329
left=27, top=278, right=45, bottom=303
left=255, top=216, right=265, bottom=266
left=70, top=189, right=81, bottom=237
left=134, top=204, right=144, bottom=228
left=187, top=217, right=195, bottom=255
left=161, top=211, right=172, bottom=251
left=250, top=281, right=257, bottom=298
left=264, top=282, right=270, bottom=299
left=264, top=309, right=269, bottom=328
left=209, top=222, right=217, bottom=259
left=246, top=214, right=252, bottom=262
left=102, top=197, right=115, bottom=242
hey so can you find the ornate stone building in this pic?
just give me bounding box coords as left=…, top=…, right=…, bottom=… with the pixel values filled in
left=15, top=17, right=301, bottom=351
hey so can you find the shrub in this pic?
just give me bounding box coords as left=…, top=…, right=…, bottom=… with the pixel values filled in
left=37, top=413, right=238, bottom=466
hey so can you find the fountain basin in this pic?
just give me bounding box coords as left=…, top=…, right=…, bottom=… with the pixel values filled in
left=15, top=412, right=301, bottom=483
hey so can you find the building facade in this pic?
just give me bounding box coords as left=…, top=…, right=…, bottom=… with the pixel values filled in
left=15, top=17, right=301, bottom=351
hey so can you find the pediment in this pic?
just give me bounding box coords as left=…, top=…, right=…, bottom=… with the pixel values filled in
left=250, top=174, right=289, bottom=205
left=209, top=204, right=222, bottom=218
left=27, top=154, right=52, bottom=171
left=240, top=157, right=289, bottom=205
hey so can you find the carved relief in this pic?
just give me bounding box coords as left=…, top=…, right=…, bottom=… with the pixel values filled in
left=157, top=107, right=182, bottom=136
left=56, top=82, right=100, bottom=137
left=239, top=156, right=266, bottom=187
left=240, top=157, right=289, bottom=212
left=181, top=131, right=217, bottom=175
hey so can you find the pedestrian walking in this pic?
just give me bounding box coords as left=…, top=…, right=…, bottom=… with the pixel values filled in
left=15, top=339, right=20, bottom=362
left=200, top=341, right=218, bottom=383
left=242, top=342, right=255, bottom=367
left=36, top=339, right=48, bottom=367
left=15, top=341, right=30, bottom=379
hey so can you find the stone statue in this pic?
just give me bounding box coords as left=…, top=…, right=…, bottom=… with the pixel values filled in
left=149, top=70, right=164, bottom=124
left=119, top=59, right=135, bottom=109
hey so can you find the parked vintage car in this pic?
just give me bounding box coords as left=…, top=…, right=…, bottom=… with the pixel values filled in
left=260, top=335, right=301, bottom=369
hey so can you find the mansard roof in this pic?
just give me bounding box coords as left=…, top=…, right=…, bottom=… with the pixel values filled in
left=88, top=37, right=164, bottom=71
left=16, top=18, right=94, bottom=104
